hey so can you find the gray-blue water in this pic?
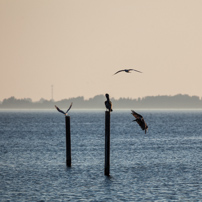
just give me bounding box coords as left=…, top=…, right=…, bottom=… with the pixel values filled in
left=1, top=109, right=202, bottom=201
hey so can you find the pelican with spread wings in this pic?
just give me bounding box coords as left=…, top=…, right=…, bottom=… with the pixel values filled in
left=114, top=69, right=142, bottom=75
left=131, top=110, right=148, bottom=134
left=55, top=103, right=73, bottom=116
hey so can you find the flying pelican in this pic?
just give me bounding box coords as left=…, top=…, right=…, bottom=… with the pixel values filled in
left=105, top=94, right=113, bottom=112
left=114, top=69, right=142, bottom=75
left=55, top=103, right=73, bottom=116
left=131, top=110, right=148, bottom=134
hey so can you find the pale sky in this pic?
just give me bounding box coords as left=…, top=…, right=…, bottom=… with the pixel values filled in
left=0, top=0, right=202, bottom=101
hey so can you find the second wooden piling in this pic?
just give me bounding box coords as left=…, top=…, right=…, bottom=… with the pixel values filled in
left=65, top=116, right=71, bottom=167
left=105, top=111, right=110, bottom=176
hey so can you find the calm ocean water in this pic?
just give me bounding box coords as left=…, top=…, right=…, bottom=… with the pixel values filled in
left=1, top=109, right=202, bottom=201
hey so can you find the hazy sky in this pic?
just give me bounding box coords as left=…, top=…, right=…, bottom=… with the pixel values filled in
left=0, top=0, right=202, bottom=101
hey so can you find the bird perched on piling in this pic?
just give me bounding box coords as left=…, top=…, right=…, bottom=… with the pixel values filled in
left=131, top=110, right=148, bottom=134
left=55, top=103, right=73, bottom=116
left=105, top=94, right=113, bottom=112
left=114, top=69, right=142, bottom=75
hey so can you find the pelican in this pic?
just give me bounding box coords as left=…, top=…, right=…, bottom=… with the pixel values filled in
left=55, top=103, right=73, bottom=116
left=131, top=110, right=148, bottom=134
left=105, top=94, right=113, bottom=112
left=114, top=69, right=142, bottom=75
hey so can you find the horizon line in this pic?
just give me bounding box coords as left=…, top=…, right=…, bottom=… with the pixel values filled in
left=1, top=93, right=202, bottom=103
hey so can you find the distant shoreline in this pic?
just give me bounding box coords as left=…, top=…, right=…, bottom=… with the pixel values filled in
left=1, top=108, right=202, bottom=111
left=1, top=94, right=202, bottom=109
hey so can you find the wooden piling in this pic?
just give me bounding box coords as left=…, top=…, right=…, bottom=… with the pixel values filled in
left=65, top=116, right=71, bottom=167
left=105, top=111, right=110, bottom=176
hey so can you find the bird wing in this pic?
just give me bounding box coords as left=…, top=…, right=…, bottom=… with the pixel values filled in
left=66, top=102, right=73, bottom=114
left=130, top=69, right=142, bottom=73
left=55, top=105, right=66, bottom=115
left=131, top=110, right=143, bottom=119
left=135, top=119, right=145, bottom=130
left=135, top=118, right=148, bottom=132
left=114, top=70, right=124, bottom=75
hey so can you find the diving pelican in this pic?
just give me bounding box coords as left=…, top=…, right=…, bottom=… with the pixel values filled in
left=131, top=110, right=148, bottom=134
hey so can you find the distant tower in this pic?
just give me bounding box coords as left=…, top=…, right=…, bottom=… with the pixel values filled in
left=51, top=85, right=54, bottom=101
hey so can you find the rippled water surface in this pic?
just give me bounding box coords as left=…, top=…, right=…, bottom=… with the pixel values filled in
left=1, top=109, right=202, bottom=201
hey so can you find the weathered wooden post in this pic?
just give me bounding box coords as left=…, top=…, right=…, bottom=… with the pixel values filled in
left=55, top=103, right=73, bottom=167
left=105, top=111, right=110, bottom=176
left=66, top=116, right=71, bottom=167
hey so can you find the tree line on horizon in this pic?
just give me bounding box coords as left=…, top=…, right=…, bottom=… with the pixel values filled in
left=1, top=94, right=202, bottom=109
